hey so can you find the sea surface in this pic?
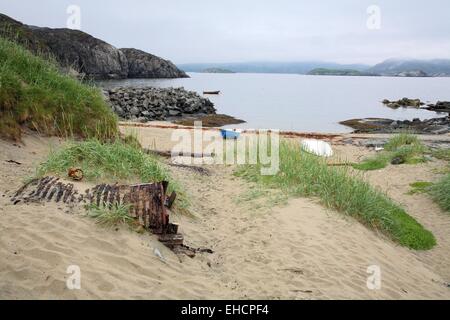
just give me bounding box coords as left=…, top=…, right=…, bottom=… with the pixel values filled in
left=98, top=72, right=450, bottom=133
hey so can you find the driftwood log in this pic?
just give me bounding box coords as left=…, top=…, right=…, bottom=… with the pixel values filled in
left=144, top=148, right=214, bottom=158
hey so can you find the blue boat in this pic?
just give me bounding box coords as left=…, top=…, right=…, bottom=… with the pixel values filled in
left=220, top=129, right=240, bottom=139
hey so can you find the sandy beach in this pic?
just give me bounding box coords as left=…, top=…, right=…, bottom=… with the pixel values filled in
left=1, top=125, right=449, bottom=299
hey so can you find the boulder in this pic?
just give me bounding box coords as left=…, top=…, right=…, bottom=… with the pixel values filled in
left=427, top=101, right=450, bottom=112
left=382, top=98, right=424, bottom=108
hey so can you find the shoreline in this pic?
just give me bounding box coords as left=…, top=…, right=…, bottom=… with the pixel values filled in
left=119, top=120, right=450, bottom=142
left=2, top=130, right=450, bottom=299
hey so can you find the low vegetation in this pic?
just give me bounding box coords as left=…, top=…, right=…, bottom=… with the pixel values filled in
left=429, top=174, right=450, bottom=212
left=353, top=133, right=428, bottom=171
left=87, top=204, right=134, bottom=228
left=0, top=36, right=118, bottom=141
left=36, top=138, right=188, bottom=209
left=407, top=181, right=434, bottom=195
left=432, top=148, right=450, bottom=161
left=235, top=140, right=436, bottom=250
left=407, top=175, right=450, bottom=213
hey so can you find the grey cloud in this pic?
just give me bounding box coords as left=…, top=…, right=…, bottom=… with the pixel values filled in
left=0, top=0, right=449, bottom=64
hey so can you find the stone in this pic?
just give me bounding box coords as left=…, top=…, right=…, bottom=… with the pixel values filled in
left=129, top=107, right=140, bottom=116
left=168, top=110, right=181, bottom=116
left=431, top=127, right=449, bottom=135
left=106, top=86, right=216, bottom=121
left=391, top=157, right=405, bottom=165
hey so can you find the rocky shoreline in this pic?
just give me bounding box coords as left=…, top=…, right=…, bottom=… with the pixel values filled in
left=104, top=87, right=216, bottom=122
left=340, top=98, right=450, bottom=134
left=340, top=116, right=449, bottom=134
left=383, top=98, right=450, bottom=113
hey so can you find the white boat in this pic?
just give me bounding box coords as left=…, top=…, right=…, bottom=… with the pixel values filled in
left=300, top=139, right=333, bottom=157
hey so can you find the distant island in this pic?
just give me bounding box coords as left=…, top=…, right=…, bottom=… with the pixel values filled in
left=179, top=58, right=450, bottom=77
left=307, top=68, right=378, bottom=76
left=201, top=68, right=235, bottom=73
left=368, top=58, right=449, bottom=77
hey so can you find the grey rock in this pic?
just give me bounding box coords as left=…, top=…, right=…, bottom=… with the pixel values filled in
left=120, top=48, right=188, bottom=79
left=168, top=110, right=181, bottom=116
left=431, top=127, right=449, bottom=135
left=129, top=107, right=140, bottom=116
left=26, top=26, right=128, bottom=80
left=113, top=105, right=124, bottom=116
left=391, top=157, right=405, bottom=165
left=136, top=117, right=148, bottom=123
left=106, top=86, right=216, bottom=121
left=0, top=13, right=189, bottom=80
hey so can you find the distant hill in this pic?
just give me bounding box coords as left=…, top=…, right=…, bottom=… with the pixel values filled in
left=307, top=68, right=378, bottom=76
left=180, top=59, right=450, bottom=77
left=179, top=62, right=370, bottom=75
left=368, top=58, right=450, bottom=77
left=201, top=68, right=235, bottom=73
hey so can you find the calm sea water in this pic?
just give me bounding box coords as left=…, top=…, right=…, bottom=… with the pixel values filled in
left=98, top=72, right=450, bottom=133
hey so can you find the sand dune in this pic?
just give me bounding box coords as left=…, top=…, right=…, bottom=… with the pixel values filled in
left=1, top=131, right=449, bottom=299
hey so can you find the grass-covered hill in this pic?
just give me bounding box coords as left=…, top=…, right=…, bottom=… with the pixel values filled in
left=0, top=36, right=118, bottom=141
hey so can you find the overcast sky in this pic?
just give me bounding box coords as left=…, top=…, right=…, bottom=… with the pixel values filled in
left=1, top=0, right=449, bottom=64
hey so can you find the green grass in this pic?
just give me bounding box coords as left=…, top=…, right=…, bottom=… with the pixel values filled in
left=87, top=204, right=134, bottom=228
left=384, top=133, right=423, bottom=151
left=352, top=154, right=389, bottom=171
left=235, top=140, right=436, bottom=250
left=432, top=148, right=450, bottom=161
left=36, top=138, right=188, bottom=210
left=407, top=181, right=434, bottom=195
left=354, top=133, right=428, bottom=171
left=429, top=174, right=450, bottom=212
left=0, top=36, right=118, bottom=141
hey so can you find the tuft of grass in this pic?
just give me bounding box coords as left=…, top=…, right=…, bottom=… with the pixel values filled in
left=432, top=148, right=450, bottom=161
left=407, top=181, right=434, bottom=195
left=384, top=133, right=422, bottom=151
left=391, top=145, right=427, bottom=164
left=352, top=155, right=389, bottom=171
left=354, top=133, right=428, bottom=171
left=87, top=204, right=134, bottom=228
left=36, top=139, right=189, bottom=210
left=0, top=36, right=118, bottom=141
left=235, top=140, right=436, bottom=250
left=429, top=174, right=450, bottom=212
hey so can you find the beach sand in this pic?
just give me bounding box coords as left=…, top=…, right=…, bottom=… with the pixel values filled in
left=1, top=126, right=449, bottom=299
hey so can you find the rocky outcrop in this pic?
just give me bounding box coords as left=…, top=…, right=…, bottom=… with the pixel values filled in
left=30, top=27, right=128, bottom=79
left=120, top=48, right=188, bottom=79
left=426, top=101, right=450, bottom=113
left=382, top=98, right=424, bottom=109
left=340, top=116, right=449, bottom=134
left=106, top=87, right=216, bottom=122
left=0, top=13, right=187, bottom=80
left=0, top=13, right=47, bottom=52
left=382, top=98, right=450, bottom=113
